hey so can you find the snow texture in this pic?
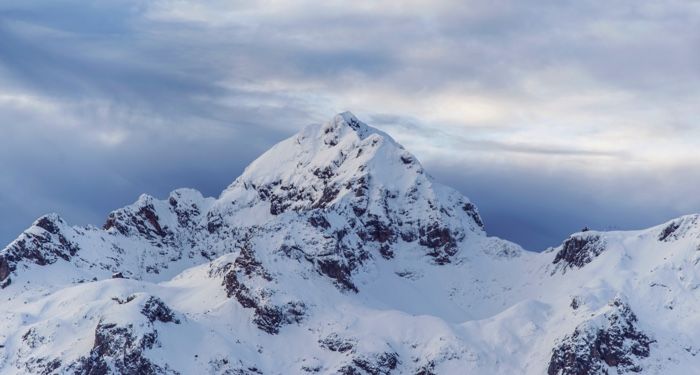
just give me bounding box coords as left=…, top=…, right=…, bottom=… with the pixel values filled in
left=1, top=112, right=699, bottom=374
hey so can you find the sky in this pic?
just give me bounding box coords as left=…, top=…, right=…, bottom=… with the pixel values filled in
left=1, top=0, right=699, bottom=251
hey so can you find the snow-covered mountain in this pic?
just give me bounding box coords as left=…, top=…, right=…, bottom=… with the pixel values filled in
left=2, top=112, right=700, bottom=374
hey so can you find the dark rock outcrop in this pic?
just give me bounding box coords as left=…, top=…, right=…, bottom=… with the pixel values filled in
left=0, top=214, right=79, bottom=286
left=414, top=361, right=437, bottom=375
left=252, top=302, right=307, bottom=335
left=141, top=296, right=181, bottom=324
left=69, top=296, right=181, bottom=374
left=0, top=256, right=11, bottom=287
left=419, top=224, right=458, bottom=265
left=547, top=298, right=654, bottom=375
left=658, top=222, right=680, bottom=242
left=553, top=234, right=606, bottom=272
left=319, top=333, right=356, bottom=353
left=316, top=258, right=359, bottom=293
left=462, top=203, right=484, bottom=229
left=104, top=202, right=168, bottom=240
left=657, top=215, right=699, bottom=242
left=70, top=321, right=177, bottom=375
left=339, top=352, right=400, bottom=375
left=218, top=242, right=306, bottom=334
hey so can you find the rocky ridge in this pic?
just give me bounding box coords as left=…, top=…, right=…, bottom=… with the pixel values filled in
left=1, top=113, right=699, bottom=374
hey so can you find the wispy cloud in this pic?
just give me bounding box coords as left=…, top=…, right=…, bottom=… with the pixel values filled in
left=0, top=0, right=698, bottom=249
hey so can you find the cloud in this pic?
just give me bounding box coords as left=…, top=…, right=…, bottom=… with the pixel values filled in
left=0, top=0, right=698, bottom=250
left=426, top=158, right=700, bottom=250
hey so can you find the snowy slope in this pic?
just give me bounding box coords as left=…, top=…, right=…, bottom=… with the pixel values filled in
left=1, top=112, right=699, bottom=374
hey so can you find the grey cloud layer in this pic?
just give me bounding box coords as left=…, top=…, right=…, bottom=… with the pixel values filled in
left=0, top=0, right=698, bottom=249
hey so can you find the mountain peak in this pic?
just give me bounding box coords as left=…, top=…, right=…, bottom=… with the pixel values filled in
left=213, top=112, right=486, bottom=264
left=224, top=112, right=407, bottom=198
left=330, top=111, right=372, bottom=137
left=9, top=112, right=700, bottom=374
left=297, top=111, right=398, bottom=150
left=336, top=110, right=362, bottom=128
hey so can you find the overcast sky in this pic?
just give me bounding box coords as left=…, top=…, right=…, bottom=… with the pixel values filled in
left=1, top=0, right=699, bottom=250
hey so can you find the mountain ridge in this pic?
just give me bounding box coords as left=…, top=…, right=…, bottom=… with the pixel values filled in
left=1, top=112, right=699, bottom=374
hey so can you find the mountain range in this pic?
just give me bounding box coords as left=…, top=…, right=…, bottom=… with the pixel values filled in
left=1, top=112, right=699, bottom=374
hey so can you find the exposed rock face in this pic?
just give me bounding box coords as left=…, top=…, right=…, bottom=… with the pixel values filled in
left=658, top=222, right=681, bottom=242
left=552, top=233, right=606, bottom=272
left=419, top=224, right=459, bottom=265
left=319, top=333, right=356, bottom=353
left=102, top=190, right=209, bottom=252
left=462, top=202, right=484, bottom=229
left=0, top=214, right=79, bottom=287
left=657, top=215, right=700, bottom=242
left=0, top=255, right=10, bottom=287
left=213, top=242, right=307, bottom=334
left=207, top=358, right=262, bottom=375
left=104, top=199, right=169, bottom=240
left=315, top=256, right=361, bottom=292
left=339, top=352, right=400, bottom=375
left=71, top=321, right=166, bottom=375
left=23, top=356, right=61, bottom=375
left=69, top=295, right=181, bottom=375
left=19, top=328, right=63, bottom=374
left=141, top=296, right=181, bottom=324
left=414, top=362, right=438, bottom=375
left=547, top=298, right=654, bottom=375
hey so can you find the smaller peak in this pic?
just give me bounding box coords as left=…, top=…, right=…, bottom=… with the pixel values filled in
left=33, top=213, right=65, bottom=235
left=657, top=214, right=700, bottom=242
left=324, top=111, right=375, bottom=140
left=136, top=193, right=156, bottom=206
left=168, top=188, right=215, bottom=212
left=318, top=111, right=401, bottom=147
left=34, top=213, right=63, bottom=223
left=169, top=188, right=205, bottom=202
left=671, top=213, right=700, bottom=223
left=335, top=111, right=363, bottom=129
